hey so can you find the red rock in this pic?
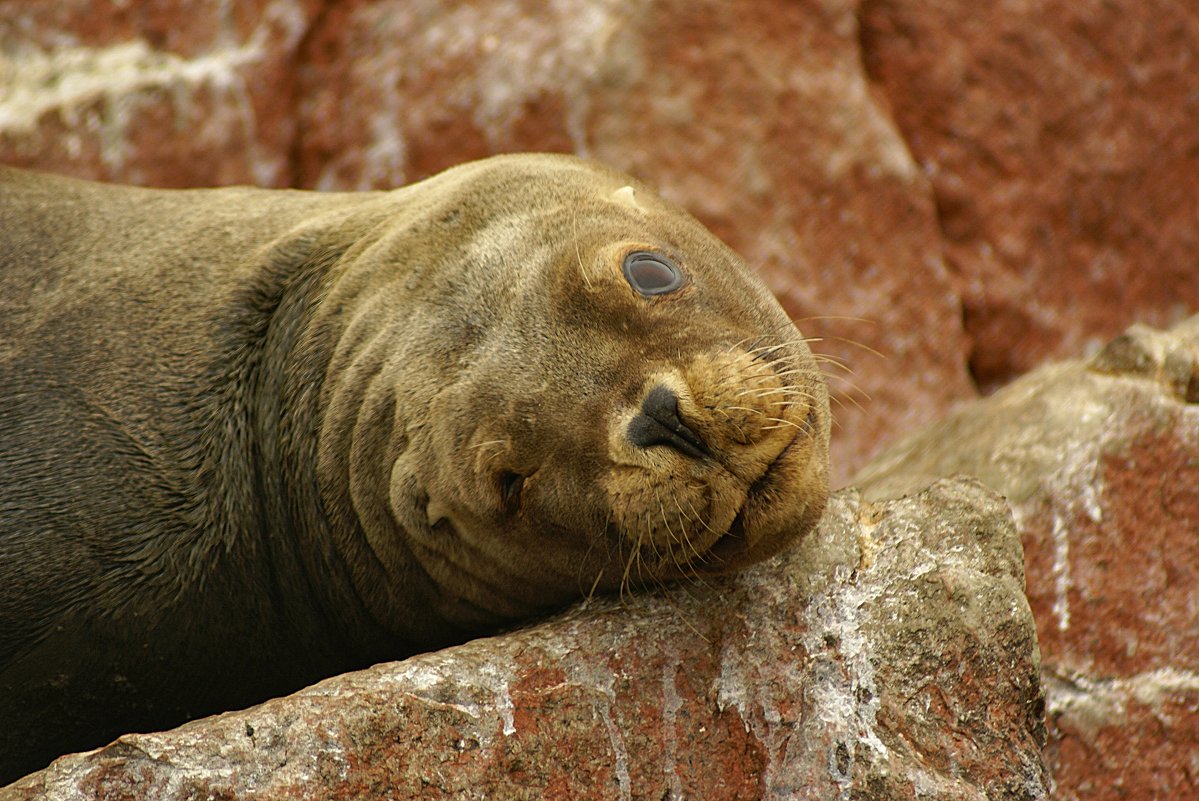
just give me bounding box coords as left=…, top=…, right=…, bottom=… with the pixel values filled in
left=860, top=0, right=1199, bottom=392
left=0, top=0, right=317, bottom=187
left=1, top=481, right=1046, bottom=800
left=856, top=315, right=1199, bottom=801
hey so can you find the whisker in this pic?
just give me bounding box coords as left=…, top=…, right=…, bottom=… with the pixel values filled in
left=579, top=510, right=614, bottom=602
left=570, top=204, right=592, bottom=291
left=767, top=363, right=828, bottom=377
left=829, top=392, right=868, bottom=413
left=668, top=499, right=707, bottom=568
left=735, top=386, right=813, bottom=400
left=726, top=334, right=762, bottom=352
left=654, top=488, right=680, bottom=552
left=823, top=374, right=871, bottom=398
left=587, top=567, right=605, bottom=603
left=725, top=405, right=764, bottom=415
left=813, top=334, right=886, bottom=360
left=620, top=528, right=642, bottom=601
left=660, top=590, right=712, bottom=642
left=791, top=314, right=876, bottom=326
left=680, top=495, right=719, bottom=537
left=809, top=355, right=857, bottom=375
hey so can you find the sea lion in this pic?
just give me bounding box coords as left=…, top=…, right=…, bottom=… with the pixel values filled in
left=0, top=154, right=829, bottom=782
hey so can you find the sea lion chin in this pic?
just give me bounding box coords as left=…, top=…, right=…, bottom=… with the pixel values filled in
left=0, top=153, right=828, bottom=781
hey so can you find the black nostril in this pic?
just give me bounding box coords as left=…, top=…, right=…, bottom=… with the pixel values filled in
left=627, top=385, right=710, bottom=459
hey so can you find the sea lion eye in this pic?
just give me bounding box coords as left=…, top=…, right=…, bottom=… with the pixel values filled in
left=622, top=251, right=684, bottom=296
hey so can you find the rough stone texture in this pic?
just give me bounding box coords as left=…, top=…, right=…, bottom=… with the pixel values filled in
left=860, top=0, right=1199, bottom=392
left=0, top=0, right=316, bottom=187
left=854, top=316, right=1199, bottom=801
left=1, top=482, right=1047, bottom=800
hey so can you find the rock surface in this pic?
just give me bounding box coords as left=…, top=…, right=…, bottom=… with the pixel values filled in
left=1, top=481, right=1047, bottom=800
left=6, top=1, right=1197, bottom=483
left=0, top=0, right=313, bottom=188
left=861, top=0, right=1199, bottom=392
left=855, top=315, right=1199, bottom=801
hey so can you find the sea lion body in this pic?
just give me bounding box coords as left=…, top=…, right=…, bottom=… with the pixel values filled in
left=0, top=155, right=829, bottom=781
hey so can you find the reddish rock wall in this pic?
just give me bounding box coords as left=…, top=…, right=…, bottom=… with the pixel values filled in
left=0, top=0, right=314, bottom=187
left=860, top=0, right=1199, bottom=393
left=855, top=316, right=1199, bottom=801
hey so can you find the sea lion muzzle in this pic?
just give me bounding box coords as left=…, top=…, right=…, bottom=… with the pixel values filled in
left=604, top=337, right=825, bottom=578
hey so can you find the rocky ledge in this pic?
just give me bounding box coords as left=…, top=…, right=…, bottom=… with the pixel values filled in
left=3, top=479, right=1045, bottom=801
left=856, top=315, right=1199, bottom=801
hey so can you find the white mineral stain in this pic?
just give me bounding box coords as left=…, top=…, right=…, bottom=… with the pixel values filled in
left=1050, top=512, right=1073, bottom=632
left=714, top=639, right=750, bottom=727
left=0, top=0, right=307, bottom=182
left=1125, top=667, right=1199, bottom=708
left=374, top=654, right=485, bottom=723
left=477, top=662, right=517, bottom=737
left=566, top=652, right=631, bottom=801
left=1080, top=481, right=1103, bottom=523
left=464, top=0, right=626, bottom=154
left=660, top=660, right=685, bottom=801
left=802, top=565, right=888, bottom=801
left=1047, top=666, right=1199, bottom=721
left=713, top=545, right=889, bottom=800
left=1002, top=394, right=1115, bottom=636
left=330, top=0, right=633, bottom=189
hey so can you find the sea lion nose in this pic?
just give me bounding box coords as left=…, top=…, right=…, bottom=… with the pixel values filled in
left=627, top=385, right=710, bottom=459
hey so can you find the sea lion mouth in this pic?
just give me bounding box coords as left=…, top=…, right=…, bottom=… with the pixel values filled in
left=685, top=430, right=802, bottom=571
left=749, top=428, right=800, bottom=496
left=706, top=510, right=749, bottom=565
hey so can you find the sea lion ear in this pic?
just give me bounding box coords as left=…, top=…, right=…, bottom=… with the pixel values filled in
left=610, top=185, right=641, bottom=210
left=622, top=251, right=685, bottom=297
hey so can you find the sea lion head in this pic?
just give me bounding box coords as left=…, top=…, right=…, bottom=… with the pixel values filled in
left=317, top=154, right=830, bottom=630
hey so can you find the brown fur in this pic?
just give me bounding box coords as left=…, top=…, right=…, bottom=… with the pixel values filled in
left=0, top=154, right=828, bottom=782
